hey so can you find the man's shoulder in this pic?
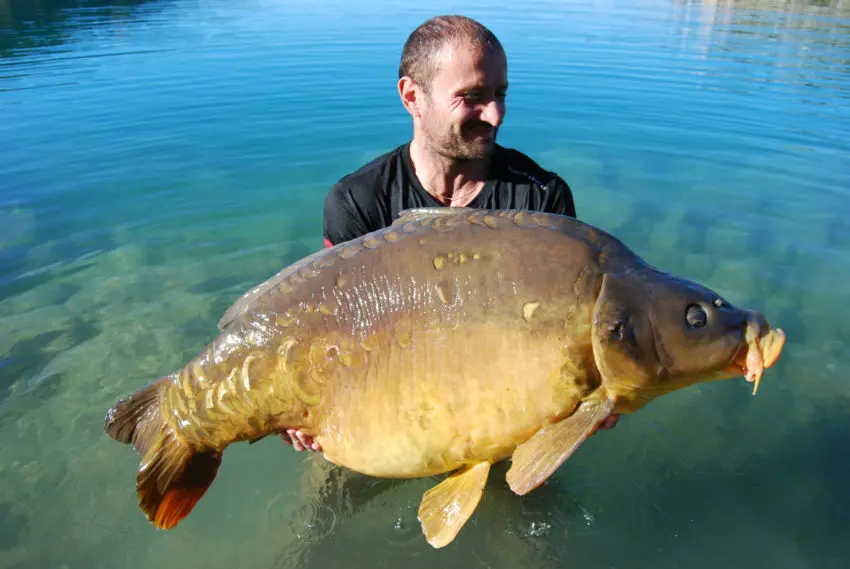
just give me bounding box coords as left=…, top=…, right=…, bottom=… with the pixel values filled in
left=488, top=145, right=576, bottom=217
left=323, top=144, right=409, bottom=243
left=494, top=145, right=567, bottom=188
left=334, top=143, right=408, bottom=190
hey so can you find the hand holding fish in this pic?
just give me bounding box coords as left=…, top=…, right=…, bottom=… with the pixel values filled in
left=281, top=429, right=322, bottom=452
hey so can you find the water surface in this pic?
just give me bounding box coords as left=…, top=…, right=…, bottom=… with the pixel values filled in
left=1, top=1, right=849, bottom=568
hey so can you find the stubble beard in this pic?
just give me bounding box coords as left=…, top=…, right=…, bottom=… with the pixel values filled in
left=423, top=118, right=498, bottom=162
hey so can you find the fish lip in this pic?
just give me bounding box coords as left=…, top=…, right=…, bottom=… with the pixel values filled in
left=725, top=343, right=749, bottom=376
left=724, top=327, right=786, bottom=395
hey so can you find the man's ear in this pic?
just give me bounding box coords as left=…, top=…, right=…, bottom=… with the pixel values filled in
left=398, top=76, right=420, bottom=118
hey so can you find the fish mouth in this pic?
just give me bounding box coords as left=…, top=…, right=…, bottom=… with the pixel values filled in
left=725, top=326, right=786, bottom=395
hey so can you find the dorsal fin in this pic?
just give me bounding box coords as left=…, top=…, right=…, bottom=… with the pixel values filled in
left=219, top=208, right=474, bottom=331
left=393, top=207, right=477, bottom=226
left=217, top=247, right=327, bottom=331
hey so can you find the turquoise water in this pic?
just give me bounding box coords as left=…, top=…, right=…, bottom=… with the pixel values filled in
left=2, top=0, right=849, bottom=567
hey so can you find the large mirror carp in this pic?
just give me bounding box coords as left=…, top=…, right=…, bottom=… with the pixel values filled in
left=104, top=208, right=785, bottom=548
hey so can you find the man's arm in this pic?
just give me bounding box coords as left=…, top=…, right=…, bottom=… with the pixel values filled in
left=546, top=175, right=577, bottom=218
left=323, top=182, right=371, bottom=248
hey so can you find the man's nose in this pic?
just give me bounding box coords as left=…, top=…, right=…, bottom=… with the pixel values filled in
left=479, top=98, right=505, bottom=128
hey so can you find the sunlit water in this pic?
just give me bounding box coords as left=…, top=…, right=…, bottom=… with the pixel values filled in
left=1, top=0, right=849, bottom=568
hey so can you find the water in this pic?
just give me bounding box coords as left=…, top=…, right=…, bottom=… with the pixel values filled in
left=1, top=0, right=848, bottom=567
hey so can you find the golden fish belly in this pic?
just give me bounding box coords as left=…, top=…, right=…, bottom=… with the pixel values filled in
left=315, top=321, right=594, bottom=478
left=300, top=216, right=602, bottom=478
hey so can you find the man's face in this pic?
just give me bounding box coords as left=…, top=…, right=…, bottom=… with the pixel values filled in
left=418, top=42, right=508, bottom=161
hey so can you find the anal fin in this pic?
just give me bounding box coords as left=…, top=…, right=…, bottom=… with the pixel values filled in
left=417, top=461, right=490, bottom=548
left=506, top=397, right=614, bottom=496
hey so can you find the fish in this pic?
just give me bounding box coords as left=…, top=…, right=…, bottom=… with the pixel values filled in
left=104, top=208, right=786, bottom=548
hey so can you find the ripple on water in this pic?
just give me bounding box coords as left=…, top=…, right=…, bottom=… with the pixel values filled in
left=289, top=502, right=338, bottom=543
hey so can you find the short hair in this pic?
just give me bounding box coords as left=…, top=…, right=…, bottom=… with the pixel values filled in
left=398, top=15, right=504, bottom=92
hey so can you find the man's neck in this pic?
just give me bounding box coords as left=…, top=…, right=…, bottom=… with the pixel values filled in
left=408, top=138, right=492, bottom=207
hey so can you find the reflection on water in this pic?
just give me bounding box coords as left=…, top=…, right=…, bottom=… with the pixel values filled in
left=673, top=0, right=850, bottom=104
left=0, top=0, right=173, bottom=58
left=1, top=0, right=849, bottom=568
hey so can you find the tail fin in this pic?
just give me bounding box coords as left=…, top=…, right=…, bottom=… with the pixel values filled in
left=104, top=377, right=222, bottom=529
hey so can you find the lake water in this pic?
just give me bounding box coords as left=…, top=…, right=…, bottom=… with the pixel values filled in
left=1, top=0, right=849, bottom=567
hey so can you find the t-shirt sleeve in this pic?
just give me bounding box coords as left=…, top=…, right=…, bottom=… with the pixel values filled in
left=546, top=175, right=577, bottom=218
left=323, top=182, right=371, bottom=247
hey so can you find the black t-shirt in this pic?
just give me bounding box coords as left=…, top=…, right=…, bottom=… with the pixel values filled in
left=322, top=142, right=576, bottom=246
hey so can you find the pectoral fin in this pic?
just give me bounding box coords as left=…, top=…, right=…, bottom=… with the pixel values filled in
left=417, top=461, right=491, bottom=548
left=506, top=397, right=615, bottom=496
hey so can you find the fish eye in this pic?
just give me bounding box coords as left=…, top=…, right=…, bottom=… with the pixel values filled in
left=608, top=320, right=625, bottom=341
left=686, top=304, right=708, bottom=328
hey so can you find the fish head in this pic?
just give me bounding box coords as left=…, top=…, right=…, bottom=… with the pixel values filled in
left=590, top=268, right=785, bottom=412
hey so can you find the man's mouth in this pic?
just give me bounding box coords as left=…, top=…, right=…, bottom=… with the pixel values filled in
left=464, top=123, right=494, bottom=138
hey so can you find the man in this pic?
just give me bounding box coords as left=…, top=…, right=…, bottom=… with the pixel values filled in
left=285, top=15, right=616, bottom=452
left=322, top=14, right=577, bottom=248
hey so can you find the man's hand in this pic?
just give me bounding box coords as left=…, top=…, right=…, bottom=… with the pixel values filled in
left=594, top=414, right=620, bottom=432
left=281, top=429, right=322, bottom=452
